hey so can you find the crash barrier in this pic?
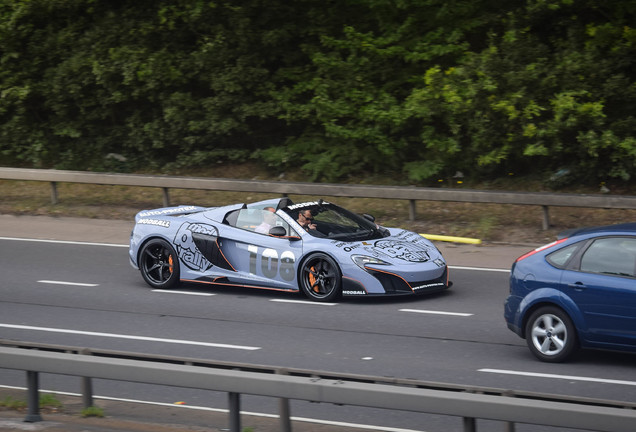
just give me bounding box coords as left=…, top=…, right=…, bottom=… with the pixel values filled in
left=3, top=167, right=636, bottom=230
left=1, top=341, right=636, bottom=432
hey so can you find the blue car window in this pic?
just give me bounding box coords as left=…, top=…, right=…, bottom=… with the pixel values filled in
left=546, top=243, right=580, bottom=269
left=580, top=237, right=636, bottom=277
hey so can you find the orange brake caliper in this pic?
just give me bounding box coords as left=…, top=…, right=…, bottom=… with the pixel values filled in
left=309, top=266, right=318, bottom=292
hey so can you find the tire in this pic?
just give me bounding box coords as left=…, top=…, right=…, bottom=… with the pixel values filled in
left=524, top=306, right=578, bottom=362
left=299, top=253, right=342, bottom=302
left=139, top=238, right=180, bottom=289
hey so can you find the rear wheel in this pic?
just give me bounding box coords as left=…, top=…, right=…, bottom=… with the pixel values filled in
left=139, top=238, right=180, bottom=289
left=299, top=253, right=341, bottom=302
left=524, top=306, right=578, bottom=362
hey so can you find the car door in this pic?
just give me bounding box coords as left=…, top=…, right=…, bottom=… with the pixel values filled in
left=218, top=208, right=303, bottom=291
left=560, top=236, right=636, bottom=346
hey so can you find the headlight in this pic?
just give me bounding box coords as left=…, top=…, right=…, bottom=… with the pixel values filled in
left=352, top=254, right=390, bottom=269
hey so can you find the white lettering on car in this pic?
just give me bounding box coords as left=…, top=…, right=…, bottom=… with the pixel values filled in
left=411, top=282, right=445, bottom=290
left=287, top=201, right=330, bottom=210
left=138, top=218, right=170, bottom=228
left=248, top=246, right=296, bottom=281
left=139, top=206, right=199, bottom=217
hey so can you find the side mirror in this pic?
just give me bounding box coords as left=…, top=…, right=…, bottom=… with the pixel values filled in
left=269, top=226, right=288, bottom=237
left=270, top=225, right=301, bottom=241
left=362, top=213, right=375, bottom=223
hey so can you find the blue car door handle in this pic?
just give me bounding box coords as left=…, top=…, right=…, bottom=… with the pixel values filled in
left=568, top=282, right=587, bottom=291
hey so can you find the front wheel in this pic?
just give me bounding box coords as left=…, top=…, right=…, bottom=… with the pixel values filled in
left=139, top=238, right=180, bottom=289
left=299, top=253, right=342, bottom=302
left=524, top=306, right=578, bottom=362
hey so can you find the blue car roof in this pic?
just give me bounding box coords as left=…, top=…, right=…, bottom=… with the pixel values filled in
left=560, top=222, right=636, bottom=239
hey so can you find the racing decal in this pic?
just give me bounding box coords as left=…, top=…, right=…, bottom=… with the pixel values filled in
left=287, top=201, right=330, bottom=210
left=411, top=282, right=446, bottom=290
left=173, top=222, right=218, bottom=272
left=137, top=218, right=170, bottom=228
left=372, top=239, right=431, bottom=262
left=332, top=240, right=364, bottom=253
left=248, top=245, right=296, bottom=281
left=342, top=277, right=368, bottom=295
left=331, top=232, right=437, bottom=261
left=139, top=206, right=199, bottom=218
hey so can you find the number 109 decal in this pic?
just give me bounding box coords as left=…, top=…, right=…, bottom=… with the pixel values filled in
left=248, top=245, right=296, bottom=281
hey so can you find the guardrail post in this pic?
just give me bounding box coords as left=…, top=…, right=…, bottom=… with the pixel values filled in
left=24, top=371, right=42, bottom=422
left=80, top=348, right=94, bottom=408
left=462, top=416, right=476, bottom=432
left=277, top=369, right=292, bottom=432
left=50, top=181, right=58, bottom=205
left=409, top=200, right=416, bottom=221
left=162, top=188, right=170, bottom=207
left=502, top=390, right=515, bottom=432
left=541, top=205, right=550, bottom=230
left=228, top=392, right=241, bottom=432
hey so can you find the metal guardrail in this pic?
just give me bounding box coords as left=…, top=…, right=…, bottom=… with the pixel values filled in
left=3, top=167, right=636, bottom=229
left=1, top=341, right=635, bottom=432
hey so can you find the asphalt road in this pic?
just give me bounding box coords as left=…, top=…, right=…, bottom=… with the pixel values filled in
left=1, top=215, right=635, bottom=432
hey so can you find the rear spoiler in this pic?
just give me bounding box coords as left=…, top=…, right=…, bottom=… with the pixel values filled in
left=135, top=205, right=207, bottom=221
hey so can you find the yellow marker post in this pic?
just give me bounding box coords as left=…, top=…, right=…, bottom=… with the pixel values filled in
left=420, top=233, right=482, bottom=244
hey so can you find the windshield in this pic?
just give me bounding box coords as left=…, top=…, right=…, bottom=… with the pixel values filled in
left=283, top=200, right=389, bottom=241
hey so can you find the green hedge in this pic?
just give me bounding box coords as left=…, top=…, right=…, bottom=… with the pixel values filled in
left=1, top=0, right=634, bottom=186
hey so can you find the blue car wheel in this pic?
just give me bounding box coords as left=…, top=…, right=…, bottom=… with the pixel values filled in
left=524, top=306, right=578, bottom=363
left=300, top=253, right=341, bottom=302
left=139, top=238, right=180, bottom=289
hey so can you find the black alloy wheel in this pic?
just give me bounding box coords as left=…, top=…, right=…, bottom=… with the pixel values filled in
left=139, top=238, right=180, bottom=289
left=300, top=253, right=342, bottom=302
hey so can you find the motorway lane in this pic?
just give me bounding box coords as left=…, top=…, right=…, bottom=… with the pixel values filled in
left=2, top=238, right=636, bottom=431
left=2, top=240, right=522, bottom=369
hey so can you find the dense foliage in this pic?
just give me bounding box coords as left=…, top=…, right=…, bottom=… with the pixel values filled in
left=1, top=0, right=634, bottom=186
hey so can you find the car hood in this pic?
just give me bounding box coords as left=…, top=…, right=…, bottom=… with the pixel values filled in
left=326, top=229, right=445, bottom=266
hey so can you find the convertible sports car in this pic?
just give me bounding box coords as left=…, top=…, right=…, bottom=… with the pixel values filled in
left=129, top=198, right=450, bottom=301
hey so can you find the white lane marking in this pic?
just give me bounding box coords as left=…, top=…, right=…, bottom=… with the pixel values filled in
left=152, top=289, right=216, bottom=296
left=38, top=280, right=99, bottom=287
left=479, top=369, right=636, bottom=387
left=400, top=309, right=473, bottom=317
left=270, top=299, right=337, bottom=306
left=0, top=324, right=260, bottom=351
left=0, top=237, right=128, bottom=248
left=449, top=265, right=509, bottom=273
left=0, top=385, right=424, bottom=432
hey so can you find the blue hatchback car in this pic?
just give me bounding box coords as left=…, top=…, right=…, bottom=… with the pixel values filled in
left=505, top=223, right=636, bottom=362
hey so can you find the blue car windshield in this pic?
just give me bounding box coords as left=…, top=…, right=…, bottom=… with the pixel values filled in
left=283, top=201, right=389, bottom=241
